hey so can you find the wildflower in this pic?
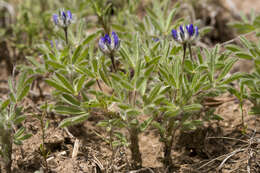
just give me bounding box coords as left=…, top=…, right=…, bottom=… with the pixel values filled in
left=171, top=24, right=199, bottom=44
left=152, top=38, right=159, bottom=42
left=52, top=9, right=74, bottom=28
left=99, top=31, right=120, bottom=54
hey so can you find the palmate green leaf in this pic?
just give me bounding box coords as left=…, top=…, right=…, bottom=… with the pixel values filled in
left=17, top=72, right=27, bottom=94
left=120, top=79, right=134, bottom=91
left=249, top=106, right=260, bottom=116
left=112, top=23, right=127, bottom=32
left=97, top=121, right=108, bottom=127
left=92, top=57, right=98, bottom=73
left=163, top=42, right=171, bottom=59
left=220, top=72, right=245, bottom=85
left=85, top=79, right=96, bottom=89
left=119, top=46, right=135, bottom=68
left=76, top=75, right=86, bottom=93
left=146, top=56, right=161, bottom=67
left=145, top=7, right=158, bottom=20
left=59, top=114, right=89, bottom=128
left=239, top=36, right=252, bottom=49
left=159, top=65, right=169, bottom=81
left=17, top=134, right=32, bottom=141
left=139, top=78, right=148, bottom=96
left=192, top=74, right=208, bottom=93
left=26, top=56, right=44, bottom=69
left=191, top=72, right=200, bottom=91
left=45, top=78, right=70, bottom=93
left=99, top=67, right=111, bottom=87
left=152, top=121, right=166, bottom=136
left=144, top=65, right=154, bottom=77
left=151, top=41, right=160, bottom=53
left=147, top=84, right=162, bottom=104
left=55, top=73, right=75, bottom=94
left=164, top=108, right=181, bottom=118
left=150, top=15, right=163, bottom=32
left=140, top=117, right=153, bottom=132
left=82, top=100, right=104, bottom=109
left=174, top=58, right=181, bottom=89
left=165, top=7, right=178, bottom=33
left=0, top=99, right=10, bottom=111
left=196, top=47, right=203, bottom=64
left=75, top=66, right=95, bottom=78
left=136, top=77, right=146, bottom=90
left=126, top=108, right=141, bottom=117
left=228, top=87, right=241, bottom=100
left=14, top=127, right=25, bottom=139
left=54, top=105, right=84, bottom=115
left=45, top=78, right=69, bottom=93
left=208, top=44, right=219, bottom=83
left=82, top=31, right=100, bottom=46
left=48, top=53, right=57, bottom=61
left=24, top=76, right=35, bottom=87
left=182, top=120, right=203, bottom=130
left=61, top=93, right=80, bottom=106
left=46, top=60, right=65, bottom=69
left=225, top=44, right=242, bottom=52
left=134, top=58, right=142, bottom=80
left=217, top=58, right=238, bottom=83
left=235, top=52, right=253, bottom=60
left=72, top=45, right=82, bottom=64
left=17, top=85, right=30, bottom=102
left=250, top=92, right=260, bottom=98
left=183, top=104, right=202, bottom=112
left=134, top=33, right=140, bottom=65
left=184, top=59, right=194, bottom=72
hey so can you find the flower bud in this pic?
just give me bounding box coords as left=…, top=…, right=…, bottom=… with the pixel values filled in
left=99, top=31, right=120, bottom=54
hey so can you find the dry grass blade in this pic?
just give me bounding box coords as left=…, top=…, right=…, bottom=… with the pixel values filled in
left=72, top=138, right=80, bottom=158
left=216, top=148, right=246, bottom=172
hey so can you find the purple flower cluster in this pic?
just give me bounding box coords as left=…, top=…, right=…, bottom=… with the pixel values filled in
left=53, top=9, right=74, bottom=28
left=171, top=24, right=199, bottom=44
left=99, top=32, right=120, bottom=54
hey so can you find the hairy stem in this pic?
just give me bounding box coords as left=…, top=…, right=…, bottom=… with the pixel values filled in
left=163, top=117, right=180, bottom=172
left=64, top=27, right=68, bottom=45
left=188, top=43, right=194, bottom=62
left=240, top=101, right=244, bottom=128
left=109, top=126, right=115, bottom=172
left=129, top=127, right=142, bottom=169
left=0, top=129, right=12, bottom=173
left=182, top=43, right=187, bottom=74
left=96, top=79, right=103, bottom=92
left=109, top=52, right=117, bottom=72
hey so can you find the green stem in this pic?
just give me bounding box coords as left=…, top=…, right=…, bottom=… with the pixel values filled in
left=182, top=43, right=187, bottom=74
left=96, top=79, right=103, bottom=92
left=240, top=101, right=244, bottom=127
left=64, top=27, right=68, bottom=45
left=110, top=52, right=117, bottom=72
left=188, top=43, right=194, bottom=62
left=1, top=128, right=12, bottom=173
left=129, top=127, right=142, bottom=169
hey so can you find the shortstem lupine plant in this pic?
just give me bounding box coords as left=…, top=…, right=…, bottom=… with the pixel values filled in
left=172, top=24, right=199, bottom=71
left=99, top=31, right=120, bottom=72
left=53, top=9, right=74, bottom=45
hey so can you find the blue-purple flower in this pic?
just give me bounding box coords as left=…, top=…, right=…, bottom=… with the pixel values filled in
left=171, top=24, right=199, bottom=44
left=99, top=32, right=120, bottom=54
left=152, top=38, right=160, bottom=42
left=52, top=9, right=74, bottom=28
